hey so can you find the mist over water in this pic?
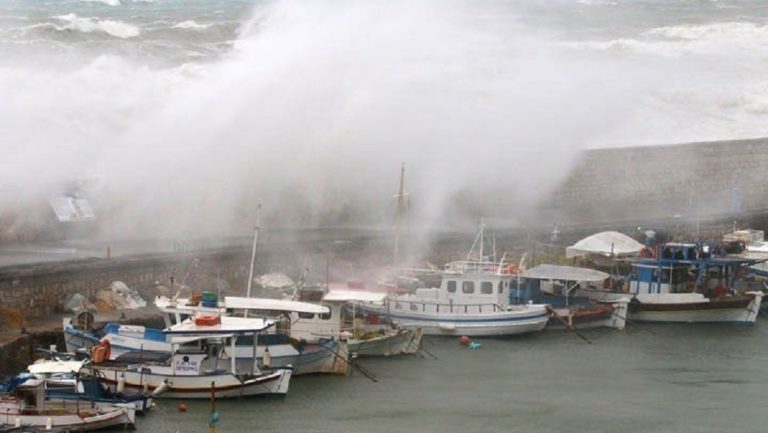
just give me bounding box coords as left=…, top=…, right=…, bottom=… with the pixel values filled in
left=1, top=0, right=767, bottom=240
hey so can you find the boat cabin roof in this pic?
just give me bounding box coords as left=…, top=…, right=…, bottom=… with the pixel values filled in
left=521, top=264, right=609, bottom=282
left=27, top=360, right=84, bottom=375
left=323, top=290, right=387, bottom=303
left=224, top=296, right=330, bottom=314
left=165, top=316, right=275, bottom=336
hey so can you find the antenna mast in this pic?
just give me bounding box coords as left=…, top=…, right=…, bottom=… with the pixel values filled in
left=393, top=163, right=406, bottom=266
left=244, top=204, right=262, bottom=317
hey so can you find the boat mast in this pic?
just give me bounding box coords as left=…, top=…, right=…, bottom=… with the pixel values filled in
left=393, top=163, right=406, bottom=266
left=244, top=205, right=262, bottom=318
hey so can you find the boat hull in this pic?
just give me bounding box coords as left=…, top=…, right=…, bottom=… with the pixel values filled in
left=547, top=300, right=629, bottom=330
left=0, top=400, right=134, bottom=431
left=348, top=328, right=423, bottom=357
left=628, top=292, right=762, bottom=324
left=362, top=306, right=549, bottom=337
left=88, top=365, right=292, bottom=399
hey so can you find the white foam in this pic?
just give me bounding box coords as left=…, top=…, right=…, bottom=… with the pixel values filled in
left=172, top=20, right=212, bottom=30
left=78, top=0, right=122, bottom=6
left=647, top=22, right=768, bottom=43
left=54, top=13, right=140, bottom=38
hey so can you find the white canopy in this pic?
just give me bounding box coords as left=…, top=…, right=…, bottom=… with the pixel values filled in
left=565, top=231, right=644, bottom=259
left=224, top=296, right=330, bottom=314
left=28, top=360, right=84, bottom=375
left=165, top=316, right=274, bottom=335
left=323, top=290, right=387, bottom=303
left=521, top=264, right=609, bottom=282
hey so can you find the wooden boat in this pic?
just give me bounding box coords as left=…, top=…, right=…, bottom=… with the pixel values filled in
left=83, top=315, right=293, bottom=399
left=516, top=264, right=630, bottom=330
left=600, top=243, right=764, bottom=323
left=0, top=378, right=134, bottom=432
left=243, top=290, right=423, bottom=357
left=25, top=357, right=152, bottom=415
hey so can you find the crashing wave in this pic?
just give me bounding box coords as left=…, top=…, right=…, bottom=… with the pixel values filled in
left=172, top=20, right=213, bottom=30
left=54, top=13, right=140, bottom=38
left=77, top=0, right=154, bottom=4
left=78, top=0, right=122, bottom=6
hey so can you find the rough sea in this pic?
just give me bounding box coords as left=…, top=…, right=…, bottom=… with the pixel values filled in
left=3, top=0, right=768, bottom=236
left=134, top=324, right=768, bottom=433
left=3, top=2, right=768, bottom=432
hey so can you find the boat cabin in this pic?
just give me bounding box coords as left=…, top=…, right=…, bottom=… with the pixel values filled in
left=515, top=264, right=610, bottom=307
left=628, top=243, right=762, bottom=296
left=429, top=260, right=514, bottom=307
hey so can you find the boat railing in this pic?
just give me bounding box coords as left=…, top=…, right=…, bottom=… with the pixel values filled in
left=388, top=299, right=507, bottom=314
left=443, top=260, right=514, bottom=275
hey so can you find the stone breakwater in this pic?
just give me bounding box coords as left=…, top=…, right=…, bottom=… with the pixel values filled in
left=541, top=137, right=768, bottom=225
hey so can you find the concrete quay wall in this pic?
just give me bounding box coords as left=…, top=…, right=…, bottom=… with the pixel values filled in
left=542, top=138, right=768, bottom=225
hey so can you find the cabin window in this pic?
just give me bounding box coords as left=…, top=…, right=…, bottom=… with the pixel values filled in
left=481, top=282, right=493, bottom=294
left=498, top=281, right=504, bottom=294
left=320, top=311, right=332, bottom=320
left=410, top=303, right=418, bottom=311
left=298, top=312, right=315, bottom=319
left=447, top=280, right=457, bottom=293
left=462, top=281, right=475, bottom=294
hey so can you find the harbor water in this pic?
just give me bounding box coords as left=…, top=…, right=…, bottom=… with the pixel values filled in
left=138, top=322, right=768, bottom=433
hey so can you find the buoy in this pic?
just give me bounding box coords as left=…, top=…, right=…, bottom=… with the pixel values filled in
left=458, top=335, right=470, bottom=346
left=116, top=374, right=125, bottom=394
left=209, top=410, right=220, bottom=426
left=178, top=403, right=187, bottom=413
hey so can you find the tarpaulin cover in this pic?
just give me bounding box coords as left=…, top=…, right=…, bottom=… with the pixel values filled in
left=565, top=231, right=644, bottom=258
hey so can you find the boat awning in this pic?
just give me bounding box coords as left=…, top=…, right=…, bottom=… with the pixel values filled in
left=521, top=264, right=609, bottom=282
left=28, top=360, right=84, bottom=375
left=164, top=316, right=275, bottom=335
left=566, top=231, right=644, bottom=258
left=224, top=296, right=329, bottom=314
left=323, top=290, right=387, bottom=303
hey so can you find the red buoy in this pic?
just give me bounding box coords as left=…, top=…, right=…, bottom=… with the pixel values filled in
left=178, top=403, right=187, bottom=413
left=459, top=335, right=470, bottom=346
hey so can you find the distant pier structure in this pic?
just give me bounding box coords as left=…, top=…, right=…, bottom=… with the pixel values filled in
left=539, top=137, right=768, bottom=227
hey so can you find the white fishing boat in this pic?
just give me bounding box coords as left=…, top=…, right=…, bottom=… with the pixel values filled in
left=0, top=378, right=134, bottom=431
left=159, top=296, right=350, bottom=375
left=83, top=316, right=293, bottom=399
left=65, top=297, right=349, bottom=376
left=361, top=223, right=549, bottom=337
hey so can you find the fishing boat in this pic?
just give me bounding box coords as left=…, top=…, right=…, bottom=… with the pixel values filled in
left=239, top=290, right=423, bottom=357
left=0, top=378, right=134, bottom=431
left=82, top=315, right=293, bottom=399
left=361, top=223, right=550, bottom=337
left=623, top=243, right=764, bottom=323
left=158, top=295, right=350, bottom=375
left=25, top=355, right=152, bottom=415
left=64, top=296, right=349, bottom=376
left=515, top=264, right=630, bottom=330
